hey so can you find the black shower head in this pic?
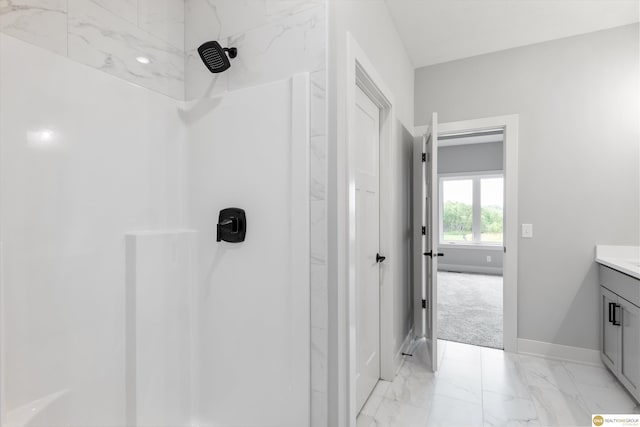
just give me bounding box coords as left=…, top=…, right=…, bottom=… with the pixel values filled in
left=197, top=41, right=237, bottom=73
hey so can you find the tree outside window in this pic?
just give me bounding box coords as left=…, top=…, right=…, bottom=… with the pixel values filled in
left=440, top=175, right=503, bottom=244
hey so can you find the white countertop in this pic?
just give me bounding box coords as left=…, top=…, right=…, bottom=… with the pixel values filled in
left=595, top=245, right=640, bottom=279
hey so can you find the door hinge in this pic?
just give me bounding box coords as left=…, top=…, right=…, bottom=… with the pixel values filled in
left=504, top=246, right=506, bottom=253
left=422, top=299, right=427, bottom=309
left=422, top=153, right=426, bottom=162
left=421, top=226, right=426, bottom=236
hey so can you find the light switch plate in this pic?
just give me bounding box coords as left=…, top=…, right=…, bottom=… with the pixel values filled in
left=522, top=223, right=533, bottom=238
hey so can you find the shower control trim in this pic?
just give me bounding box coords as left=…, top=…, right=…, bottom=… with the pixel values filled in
left=217, top=208, right=246, bottom=243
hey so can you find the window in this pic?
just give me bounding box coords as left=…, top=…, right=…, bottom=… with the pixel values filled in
left=440, top=174, right=503, bottom=245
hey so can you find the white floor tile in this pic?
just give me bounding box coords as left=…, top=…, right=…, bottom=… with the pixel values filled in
left=427, top=394, right=483, bottom=427
left=357, top=340, right=640, bottom=427
left=481, top=348, right=530, bottom=399
left=434, top=356, right=483, bottom=404
left=442, top=340, right=482, bottom=365
left=528, top=385, right=591, bottom=426
left=482, top=391, right=540, bottom=426
left=360, top=381, right=391, bottom=417
left=373, top=398, right=431, bottom=427
left=356, top=412, right=379, bottom=427
left=385, top=359, right=436, bottom=408
left=518, top=354, right=579, bottom=393
left=563, top=361, right=619, bottom=388
left=577, top=383, right=639, bottom=414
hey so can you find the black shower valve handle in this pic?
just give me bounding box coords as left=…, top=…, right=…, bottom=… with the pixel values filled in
left=217, top=208, right=246, bottom=243
left=218, top=217, right=238, bottom=233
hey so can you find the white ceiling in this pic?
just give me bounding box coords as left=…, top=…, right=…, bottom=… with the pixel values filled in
left=384, top=0, right=640, bottom=69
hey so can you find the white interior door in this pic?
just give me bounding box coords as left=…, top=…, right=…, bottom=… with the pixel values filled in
left=413, top=112, right=439, bottom=372
left=354, top=85, right=381, bottom=412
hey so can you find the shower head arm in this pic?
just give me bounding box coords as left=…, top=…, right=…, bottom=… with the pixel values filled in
left=224, top=47, right=238, bottom=59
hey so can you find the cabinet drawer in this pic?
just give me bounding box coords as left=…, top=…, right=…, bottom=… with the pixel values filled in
left=600, top=265, right=640, bottom=307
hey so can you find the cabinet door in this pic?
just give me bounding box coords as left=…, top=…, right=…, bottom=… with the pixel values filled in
left=618, top=297, right=640, bottom=401
left=601, top=287, right=619, bottom=373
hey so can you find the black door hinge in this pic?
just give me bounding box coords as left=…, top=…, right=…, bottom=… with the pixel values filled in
left=422, top=153, right=426, bottom=162
left=421, top=226, right=426, bottom=235
left=422, top=299, right=427, bottom=309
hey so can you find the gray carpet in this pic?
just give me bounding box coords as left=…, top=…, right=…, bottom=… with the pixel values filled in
left=437, top=271, right=503, bottom=349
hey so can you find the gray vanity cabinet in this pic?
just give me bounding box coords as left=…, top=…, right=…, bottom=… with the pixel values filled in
left=618, top=297, right=640, bottom=398
left=600, top=265, right=640, bottom=403
left=601, top=286, right=619, bottom=373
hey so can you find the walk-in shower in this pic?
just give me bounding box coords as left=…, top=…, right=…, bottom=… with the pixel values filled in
left=1, top=15, right=310, bottom=427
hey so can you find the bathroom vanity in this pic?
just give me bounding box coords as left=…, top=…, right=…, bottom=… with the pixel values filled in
left=596, top=245, right=640, bottom=403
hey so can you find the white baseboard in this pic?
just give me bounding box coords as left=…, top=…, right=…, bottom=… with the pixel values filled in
left=394, top=328, right=414, bottom=374
left=439, top=264, right=502, bottom=275
left=517, top=338, right=603, bottom=366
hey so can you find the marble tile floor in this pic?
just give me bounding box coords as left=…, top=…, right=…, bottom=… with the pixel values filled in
left=357, top=339, right=640, bottom=427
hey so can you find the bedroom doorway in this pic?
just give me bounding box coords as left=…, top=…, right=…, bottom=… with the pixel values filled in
left=415, top=114, right=519, bottom=354
left=436, top=132, right=505, bottom=349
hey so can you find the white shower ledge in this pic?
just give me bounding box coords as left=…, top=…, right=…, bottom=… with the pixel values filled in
left=595, top=245, right=640, bottom=280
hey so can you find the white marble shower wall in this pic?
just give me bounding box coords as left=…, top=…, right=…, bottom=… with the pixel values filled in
left=0, top=33, right=188, bottom=427
left=185, top=0, right=328, bottom=426
left=185, top=2, right=329, bottom=426
left=185, top=0, right=325, bottom=99
left=0, top=0, right=185, bottom=99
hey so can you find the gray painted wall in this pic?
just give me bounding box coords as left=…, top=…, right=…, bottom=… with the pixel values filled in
left=439, top=247, right=503, bottom=275
left=438, top=141, right=505, bottom=273
left=439, top=141, right=504, bottom=174
left=415, top=24, right=640, bottom=351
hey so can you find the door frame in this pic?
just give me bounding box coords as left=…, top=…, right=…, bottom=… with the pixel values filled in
left=345, top=32, right=397, bottom=424
left=414, top=114, right=519, bottom=352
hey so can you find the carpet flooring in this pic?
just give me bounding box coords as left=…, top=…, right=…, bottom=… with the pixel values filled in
left=437, top=271, right=503, bottom=349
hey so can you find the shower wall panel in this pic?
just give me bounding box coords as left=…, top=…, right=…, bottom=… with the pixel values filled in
left=0, top=34, right=187, bottom=426
left=125, top=231, right=196, bottom=427
left=186, top=75, right=310, bottom=427
left=184, top=3, right=329, bottom=424
left=0, top=0, right=185, bottom=99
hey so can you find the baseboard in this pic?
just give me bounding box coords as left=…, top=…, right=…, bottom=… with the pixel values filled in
left=439, top=264, right=502, bottom=275
left=517, top=338, right=603, bottom=366
left=394, top=328, right=414, bottom=374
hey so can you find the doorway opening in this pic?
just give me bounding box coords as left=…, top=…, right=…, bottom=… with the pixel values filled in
left=436, top=130, right=505, bottom=349
left=343, top=32, right=398, bottom=424
left=414, top=114, right=519, bottom=367
left=354, top=84, right=382, bottom=413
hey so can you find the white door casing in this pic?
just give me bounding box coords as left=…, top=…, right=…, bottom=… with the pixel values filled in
left=354, top=85, right=381, bottom=413
left=437, top=115, right=519, bottom=352
left=414, top=114, right=519, bottom=354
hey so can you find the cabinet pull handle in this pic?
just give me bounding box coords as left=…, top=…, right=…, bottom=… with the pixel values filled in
left=609, top=302, right=615, bottom=323
left=613, top=303, right=621, bottom=326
